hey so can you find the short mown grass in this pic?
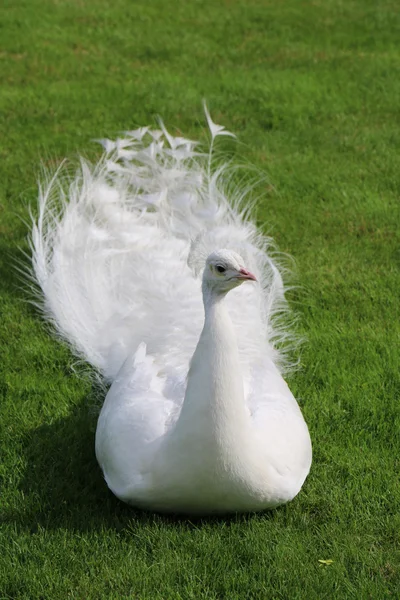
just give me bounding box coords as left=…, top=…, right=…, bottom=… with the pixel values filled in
left=1, top=1, right=399, bottom=598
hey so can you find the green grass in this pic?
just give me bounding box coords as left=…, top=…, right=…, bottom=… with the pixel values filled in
left=1, top=0, right=399, bottom=597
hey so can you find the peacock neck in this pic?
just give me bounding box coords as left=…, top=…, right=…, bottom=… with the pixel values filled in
left=172, top=282, right=250, bottom=448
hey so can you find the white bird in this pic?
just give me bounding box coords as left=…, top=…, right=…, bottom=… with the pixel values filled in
left=30, top=107, right=312, bottom=514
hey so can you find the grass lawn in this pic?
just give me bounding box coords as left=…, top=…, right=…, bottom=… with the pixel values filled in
left=1, top=0, right=399, bottom=597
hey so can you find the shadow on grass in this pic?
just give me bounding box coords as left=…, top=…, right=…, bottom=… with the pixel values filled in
left=11, top=394, right=274, bottom=534
left=15, top=395, right=134, bottom=532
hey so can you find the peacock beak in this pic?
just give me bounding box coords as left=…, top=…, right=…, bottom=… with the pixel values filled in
left=238, top=268, right=257, bottom=282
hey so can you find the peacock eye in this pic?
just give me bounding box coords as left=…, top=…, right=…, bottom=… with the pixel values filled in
left=215, top=265, right=226, bottom=274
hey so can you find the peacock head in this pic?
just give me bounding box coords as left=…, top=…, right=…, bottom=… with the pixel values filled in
left=203, top=249, right=257, bottom=295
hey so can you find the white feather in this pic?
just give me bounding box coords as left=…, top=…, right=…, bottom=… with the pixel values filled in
left=31, top=118, right=292, bottom=381
left=30, top=109, right=311, bottom=514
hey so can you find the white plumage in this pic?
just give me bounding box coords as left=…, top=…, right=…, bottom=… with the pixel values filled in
left=30, top=107, right=312, bottom=514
